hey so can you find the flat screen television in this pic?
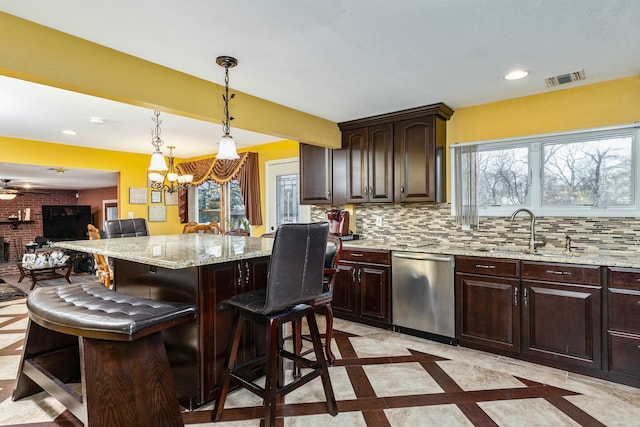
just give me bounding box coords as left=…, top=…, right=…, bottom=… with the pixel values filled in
left=42, top=205, right=92, bottom=241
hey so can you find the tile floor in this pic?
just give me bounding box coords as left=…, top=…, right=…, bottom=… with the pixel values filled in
left=1, top=274, right=639, bottom=426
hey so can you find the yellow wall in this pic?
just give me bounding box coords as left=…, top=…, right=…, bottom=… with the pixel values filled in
left=446, top=76, right=640, bottom=198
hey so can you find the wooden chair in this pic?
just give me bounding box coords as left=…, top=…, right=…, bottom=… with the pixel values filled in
left=182, top=222, right=198, bottom=233
left=224, top=229, right=250, bottom=236
left=293, top=234, right=342, bottom=377
left=87, top=224, right=113, bottom=289
left=208, top=222, right=222, bottom=234
left=184, top=223, right=220, bottom=234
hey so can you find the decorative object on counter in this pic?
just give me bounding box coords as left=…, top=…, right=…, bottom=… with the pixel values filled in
left=147, top=110, right=194, bottom=193
left=215, top=55, right=240, bottom=160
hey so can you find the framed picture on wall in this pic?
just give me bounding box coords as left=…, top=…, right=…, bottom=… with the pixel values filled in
left=165, top=191, right=178, bottom=206
left=151, top=190, right=162, bottom=203
left=148, top=205, right=167, bottom=222
left=129, top=187, right=148, bottom=204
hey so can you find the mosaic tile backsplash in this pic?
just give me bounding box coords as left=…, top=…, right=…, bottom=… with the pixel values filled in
left=311, top=203, right=640, bottom=254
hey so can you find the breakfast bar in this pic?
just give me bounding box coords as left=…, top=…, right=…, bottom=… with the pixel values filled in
left=56, top=234, right=274, bottom=410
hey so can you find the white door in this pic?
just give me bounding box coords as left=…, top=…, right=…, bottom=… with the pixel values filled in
left=265, top=158, right=310, bottom=233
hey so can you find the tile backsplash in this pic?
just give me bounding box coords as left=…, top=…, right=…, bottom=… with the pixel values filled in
left=311, top=203, right=640, bottom=254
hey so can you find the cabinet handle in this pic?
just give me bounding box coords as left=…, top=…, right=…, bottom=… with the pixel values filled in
left=475, top=264, right=496, bottom=269
left=237, top=263, right=242, bottom=288
left=352, top=268, right=356, bottom=282
left=545, top=270, right=571, bottom=275
left=400, top=186, right=405, bottom=194
left=514, top=287, right=518, bottom=306
left=245, top=262, right=250, bottom=286
left=524, top=288, right=528, bottom=307
left=358, top=268, right=362, bottom=282
left=352, top=253, right=364, bottom=257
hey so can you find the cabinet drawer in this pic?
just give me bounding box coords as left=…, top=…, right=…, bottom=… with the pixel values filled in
left=608, top=331, right=640, bottom=377
left=607, top=267, right=640, bottom=291
left=341, top=249, right=391, bottom=265
left=608, top=288, right=640, bottom=334
left=521, top=262, right=600, bottom=285
left=455, top=256, right=519, bottom=278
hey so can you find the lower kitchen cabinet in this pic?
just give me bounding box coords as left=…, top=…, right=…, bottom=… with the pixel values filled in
left=333, top=248, right=391, bottom=329
left=605, top=267, right=640, bottom=381
left=456, top=256, right=603, bottom=374
left=455, top=256, right=521, bottom=355
left=521, top=261, right=602, bottom=370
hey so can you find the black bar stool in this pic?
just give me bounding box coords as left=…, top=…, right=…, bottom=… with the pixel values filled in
left=213, top=223, right=338, bottom=426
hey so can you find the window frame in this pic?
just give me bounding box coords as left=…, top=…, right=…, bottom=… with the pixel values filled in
left=189, top=179, right=247, bottom=229
left=451, top=123, right=640, bottom=218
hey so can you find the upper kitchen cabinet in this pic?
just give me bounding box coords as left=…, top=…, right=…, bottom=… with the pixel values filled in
left=300, top=143, right=334, bottom=204
left=340, top=124, right=393, bottom=203
left=338, top=102, right=453, bottom=204
left=393, top=103, right=453, bottom=203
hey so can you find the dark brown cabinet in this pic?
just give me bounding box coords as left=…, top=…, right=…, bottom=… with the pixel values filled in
left=300, top=143, right=333, bottom=204
left=394, top=112, right=449, bottom=203
left=521, top=261, right=602, bottom=369
left=337, top=102, right=453, bottom=205
left=333, top=248, right=391, bottom=328
left=605, top=267, right=640, bottom=381
left=455, top=256, right=521, bottom=355
left=341, top=123, right=393, bottom=203
left=114, top=257, right=269, bottom=409
left=456, top=256, right=603, bottom=373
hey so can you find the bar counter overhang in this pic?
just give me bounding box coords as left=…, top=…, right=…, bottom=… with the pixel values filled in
left=56, top=234, right=275, bottom=410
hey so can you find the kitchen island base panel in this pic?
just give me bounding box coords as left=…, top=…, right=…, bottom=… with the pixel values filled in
left=114, top=256, right=269, bottom=410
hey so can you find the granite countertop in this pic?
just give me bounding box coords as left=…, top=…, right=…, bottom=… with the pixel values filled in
left=342, top=239, right=640, bottom=269
left=55, top=234, right=274, bottom=269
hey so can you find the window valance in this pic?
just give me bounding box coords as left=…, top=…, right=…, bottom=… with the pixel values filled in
left=176, top=152, right=263, bottom=226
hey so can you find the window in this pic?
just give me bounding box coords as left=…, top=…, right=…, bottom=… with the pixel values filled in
left=454, top=124, right=639, bottom=217
left=194, top=179, right=247, bottom=230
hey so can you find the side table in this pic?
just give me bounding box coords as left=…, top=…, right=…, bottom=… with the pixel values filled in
left=16, top=262, right=73, bottom=290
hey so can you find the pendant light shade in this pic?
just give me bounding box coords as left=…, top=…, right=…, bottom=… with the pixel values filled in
left=215, top=56, right=240, bottom=160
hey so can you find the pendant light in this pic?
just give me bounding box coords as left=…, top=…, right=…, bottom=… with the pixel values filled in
left=148, top=110, right=168, bottom=184
left=215, top=55, right=240, bottom=160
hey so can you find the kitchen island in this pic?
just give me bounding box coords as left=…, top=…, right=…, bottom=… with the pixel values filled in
left=56, top=234, right=274, bottom=410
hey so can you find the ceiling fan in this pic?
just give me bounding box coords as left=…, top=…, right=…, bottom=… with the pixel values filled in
left=0, top=179, right=50, bottom=199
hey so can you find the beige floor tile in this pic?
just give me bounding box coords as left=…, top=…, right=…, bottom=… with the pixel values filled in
left=479, top=398, right=581, bottom=426
left=386, top=404, right=474, bottom=427
left=364, top=362, right=444, bottom=397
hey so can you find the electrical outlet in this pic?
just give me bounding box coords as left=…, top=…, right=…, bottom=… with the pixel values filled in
left=375, top=216, right=383, bottom=226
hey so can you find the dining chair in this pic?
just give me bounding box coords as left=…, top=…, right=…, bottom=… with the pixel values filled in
left=86, top=224, right=113, bottom=288
left=184, top=223, right=221, bottom=234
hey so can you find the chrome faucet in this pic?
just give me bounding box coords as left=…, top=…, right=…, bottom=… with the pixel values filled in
left=510, top=208, right=541, bottom=252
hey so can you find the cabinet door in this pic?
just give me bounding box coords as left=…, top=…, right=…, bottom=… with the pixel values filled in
left=394, top=116, right=437, bottom=202
left=359, top=263, right=390, bottom=323
left=300, top=143, right=332, bottom=204
left=333, top=262, right=357, bottom=317
left=455, top=272, right=521, bottom=354
left=343, top=128, right=368, bottom=203
left=367, top=123, right=394, bottom=202
left=521, top=280, right=601, bottom=369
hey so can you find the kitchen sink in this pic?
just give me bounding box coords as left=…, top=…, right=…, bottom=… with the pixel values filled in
left=473, top=247, right=575, bottom=258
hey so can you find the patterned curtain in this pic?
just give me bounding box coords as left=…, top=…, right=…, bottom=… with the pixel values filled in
left=176, top=153, right=263, bottom=225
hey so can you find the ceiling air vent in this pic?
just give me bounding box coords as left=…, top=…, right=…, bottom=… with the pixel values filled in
left=544, top=70, right=586, bottom=87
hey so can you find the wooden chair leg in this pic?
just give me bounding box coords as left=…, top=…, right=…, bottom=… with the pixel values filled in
left=305, top=308, right=338, bottom=416
left=213, top=311, right=244, bottom=422
left=292, top=319, right=303, bottom=379
left=323, top=303, right=336, bottom=365
left=265, top=317, right=280, bottom=427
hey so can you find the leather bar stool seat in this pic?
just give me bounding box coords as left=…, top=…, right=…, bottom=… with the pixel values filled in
left=13, top=282, right=195, bottom=427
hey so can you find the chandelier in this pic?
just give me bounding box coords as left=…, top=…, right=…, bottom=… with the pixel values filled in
left=215, top=55, right=240, bottom=160
left=147, top=110, right=193, bottom=193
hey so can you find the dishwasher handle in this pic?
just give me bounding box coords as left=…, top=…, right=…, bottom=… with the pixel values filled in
left=392, top=252, right=453, bottom=262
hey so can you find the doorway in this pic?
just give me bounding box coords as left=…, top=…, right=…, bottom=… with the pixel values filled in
left=265, top=158, right=309, bottom=233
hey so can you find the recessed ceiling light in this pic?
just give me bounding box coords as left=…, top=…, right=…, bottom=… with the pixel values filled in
left=90, top=117, right=105, bottom=124
left=504, top=70, right=529, bottom=80
left=62, top=130, right=77, bottom=136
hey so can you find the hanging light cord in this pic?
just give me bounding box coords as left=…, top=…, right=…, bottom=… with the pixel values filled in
left=151, top=110, right=164, bottom=151
left=217, top=56, right=237, bottom=136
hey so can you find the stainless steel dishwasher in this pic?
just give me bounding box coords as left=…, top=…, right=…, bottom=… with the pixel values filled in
left=392, top=251, right=456, bottom=344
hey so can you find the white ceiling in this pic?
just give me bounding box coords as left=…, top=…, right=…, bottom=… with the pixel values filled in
left=1, top=0, right=639, bottom=190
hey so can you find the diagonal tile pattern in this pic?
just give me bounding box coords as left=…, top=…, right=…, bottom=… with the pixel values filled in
left=1, top=273, right=639, bottom=426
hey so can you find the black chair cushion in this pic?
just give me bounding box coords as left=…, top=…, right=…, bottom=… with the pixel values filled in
left=27, top=282, right=195, bottom=341
left=224, top=223, right=329, bottom=315
left=103, top=218, right=149, bottom=238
